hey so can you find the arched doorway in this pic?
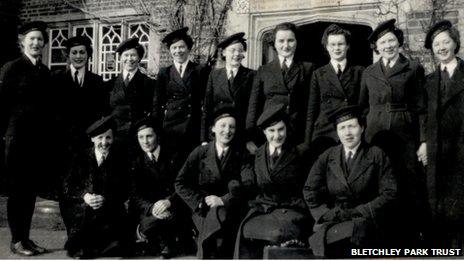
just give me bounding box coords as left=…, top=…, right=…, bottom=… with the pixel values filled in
left=262, top=21, right=373, bottom=68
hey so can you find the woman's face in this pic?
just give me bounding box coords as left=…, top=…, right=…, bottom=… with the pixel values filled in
left=326, top=34, right=348, bottom=62
left=22, top=30, right=45, bottom=58
left=69, top=45, right=88, bottom=69
left=212, top=116, right=236, bottom=146
left=222, top=42, right=245, bottom=68
left=376, top=31, right=400, bottom=60
left=274, top=30, right=297, bottom=58
left=121, top=48, right=140, bottom=72
left=432, top=31, right=457, bottom=64
left=169, top=40, right=190, bottom=64
left=263, top=121, right=287, bottom=148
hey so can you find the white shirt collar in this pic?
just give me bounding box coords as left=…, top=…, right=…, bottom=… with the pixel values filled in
left=225, top=65, right=239, bottom=78
left=215, top=142, right=229, bottom=158
left=70, top=65, right=86, bottom=85
left=94, top=148, right=108, bottom=166
left=278, top=55, right=293, bottom=68
left=174, top=60, right=189, bottom=77
left=330, top=59, right=347, bottom=73
left=441, top=58, right=458, bottom=77
left=147, top=145, right=161, bottom=162
left=123, top=68, right=138, bottom=81
left=382, top=54, right=399, bottom=68
left=268, top=144, right=282, bottom=156
left=344, top=142, right=361, bottom=159
left=25, top=53, right=39, bottom=66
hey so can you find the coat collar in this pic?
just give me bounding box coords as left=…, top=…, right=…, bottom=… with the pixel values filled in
left=441, top=57, right=464, bottom=108
left=385, top=53, right=409, bottom=78
left=322, top=63, right=345, bottom=95
left=256, top=142, right=296, bottom=178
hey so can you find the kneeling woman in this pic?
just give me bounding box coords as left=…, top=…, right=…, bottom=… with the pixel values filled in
left=234, top=104, right=313, bottom=259
left=175, top=106, right=249, bottom=259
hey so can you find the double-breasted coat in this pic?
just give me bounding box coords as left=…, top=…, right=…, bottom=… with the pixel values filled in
left=303, top=143, right=397, bottom=256
left=306, top=63, right=364, bottom=144
left=358, top=54, right=428, bottom=242
left=153, top=62, right=207, bottom=170
left=424, top=58, right=464, bottom=238
left=108, top=70, right=154, bottom=139
left=201, top=66, right=255, bottom=143
left=246, top=59, right=314, bottom=146
left=62, top=146, right=131, bottom=256
left=175, top=142, right=249, bottom=258
left=234, top=143, right=312, bottom=259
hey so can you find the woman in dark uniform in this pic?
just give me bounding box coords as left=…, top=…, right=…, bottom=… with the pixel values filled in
left=422, top=20, right=464, bottom=248
left=153, top=27, right=207, bottom=172
left=358, top=19, right=428, bottom=246
left=234, top=104, right=312, bottom=259
left=0, top=21, right=51, bottom=256
left=246, top=22, right=314, bottom=154
left=108, top=37, right=154, bottom=154
left=201, top=32, right=255, bottom=146
left=306, top=24, right=364, bottom=160
left=175, top=106, right=249, bottom=259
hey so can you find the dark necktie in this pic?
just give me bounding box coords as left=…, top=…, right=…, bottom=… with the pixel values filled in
left=282, top=59, right=289, bottom=78
left=271, top=149, right=279, bottom=168
left=74, top=70, right=80, bottom=87
left=337, top=64, right=342, bottom=79
left=228, top=70, right=234, bottom=89
left=441, top=66, right=450, bottom=83
left=346, top=151, right=354, bottom=175
left=124, top=73, right=130, bottom=86
left=219, top=149, right=228, bottom=168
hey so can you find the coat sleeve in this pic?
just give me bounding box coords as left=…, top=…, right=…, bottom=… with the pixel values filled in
left=63, top=154, right=92, bottom=203
left=305, top=70, right=320, bottom=146
left=0, top=62, right=14, bottom=136
left=358, top=70, right=370, bottom=117
left=303, top=151, right=331, bottom=224
left=152, top=68, right=167, bottom=124
left=354, top=149, right=397, bottom=220
left=412, top=64, right=427, bottom=142
left=129, top=160, right=155, bottom=217
left=201, top=73, right=214, bottom=143
left=174, top=147, right=206, bottom=211
left=245, top=68, right=264, bottom=142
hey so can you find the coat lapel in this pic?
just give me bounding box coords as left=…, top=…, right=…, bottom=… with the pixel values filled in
left=256, top=145, right=272, bottom=179
left=442, top=59, right=464, bottom=108
left=169, top=65, right=186, bottom=89
left=205, top=142, right=221, bottom=178
left=324, top=64, right=345, bottom=95
left=328, top=145, right=349, bottom=189
left=340, top=65, right=354, bottom=91
left=217, top=68, right=232, bottom=98
left=270, top=59, right=286, bottom=90
left=270, top=147, right=296, bottom=177
left=347, top=144, right=374, bottom=184
left=230, top=66, right=247, bottom=96
left=284, top=60, right=301, bottom=89
left=369, top=61, right=389, bottom=84
left=182, top=61, right=196, bottom=88
left=386, top=54, right=409, bottom=78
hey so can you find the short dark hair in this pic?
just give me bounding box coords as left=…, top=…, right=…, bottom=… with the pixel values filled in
left=321, top=24, right=352, bottom=47
left=271, top=22, right=298, bottom=44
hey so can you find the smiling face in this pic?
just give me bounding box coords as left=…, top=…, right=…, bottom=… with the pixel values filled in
left=263, top=121, right=287, bottom=149
left=137, top=127, right=158, bottom=153
left=274, top=30, right=297, bottom=59
left=69, top=45, right=88, bottom=69
left=375, top=31, right=400, bottom=61
left=121, top=48, right=140, bottom=72
left=336, top=118, right=363, bottom=150
left=91, top=129, right=114, bottom=155
left=22, top=30, right=45, bottom=58
left=432, top=31, right=457, bottom=64
left=326, top=34, right=349, bottom=62
left=212, top=116, right=236, bottom=147
left=169, top=40, right=190, bottom=64
left=222, top=42, right=245, bottom=68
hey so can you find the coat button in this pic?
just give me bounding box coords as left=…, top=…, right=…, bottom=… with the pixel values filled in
left=344, top=99, right=347, bottom=102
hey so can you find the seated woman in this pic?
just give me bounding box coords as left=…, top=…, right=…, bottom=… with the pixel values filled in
left=175, top=106, right=250, bottom=259
left=234, top=104, right=313, bottom=259
left=62, top=115, right=131, bottom=258
left=303, top=105, right=397, bottom=258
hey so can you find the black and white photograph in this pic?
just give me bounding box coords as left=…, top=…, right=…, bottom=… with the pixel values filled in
left=0, top=0, right=463, bottom=259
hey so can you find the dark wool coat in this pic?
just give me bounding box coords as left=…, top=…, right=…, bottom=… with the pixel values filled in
left=306, top=63, right=364, bottom=143
left=61, top=147, right=131, bottom=256
left=424, top=58, right=464, bottom=228
left=201, top=66, right=255, bottom=143
left=108, top=70, right=155, bottom=135
left=246, top=59, right=314, bottom=145
left=175, top=142, right=248, bottom=258
left=303, top=143, right=397, bottom=256
left=0, top=55, right=53, bottom=192
left=234, top=143, right=312, bottom=259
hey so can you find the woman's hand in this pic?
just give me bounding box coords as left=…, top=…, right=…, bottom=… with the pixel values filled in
left=417, top=142, right=427, bottom=166
left=205, top=195, right=224, bottom=208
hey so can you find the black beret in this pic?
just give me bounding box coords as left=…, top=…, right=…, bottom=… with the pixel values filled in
left=115, top=37, right=145, bottom=58
left=162, top=27, right=191, bottom=48
left=18, top=21, right=49, bottom=44
left=217, top=32, right=247, bottom=50
left=210, top=105, right=237, bottom=126
left=424, top=20, right=453, bottom=49
left=257, top=104, right=288, bottom=129
left=368, top=19, right=397, bottom=43
left=328, top=105, right=363, bottom=125
left=132, top=117, right=162, bottom=136
left=86, top=115, right=116, bottom=138
left=64, top=36, right=92, bottom=51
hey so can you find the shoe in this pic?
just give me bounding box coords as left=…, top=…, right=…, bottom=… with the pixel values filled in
left=24, top=239, right=48, bottom=254
left=10, top=241, right=35, bottom=256
left=67, top=249, right=85, bottom=259
left=160, top=245, right=174, bottom=259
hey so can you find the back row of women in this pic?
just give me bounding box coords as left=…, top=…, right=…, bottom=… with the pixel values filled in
left=0, top=16, right=462, bottom=258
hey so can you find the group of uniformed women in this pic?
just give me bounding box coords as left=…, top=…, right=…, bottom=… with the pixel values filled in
left=1, top=16, right=463, bottom=258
